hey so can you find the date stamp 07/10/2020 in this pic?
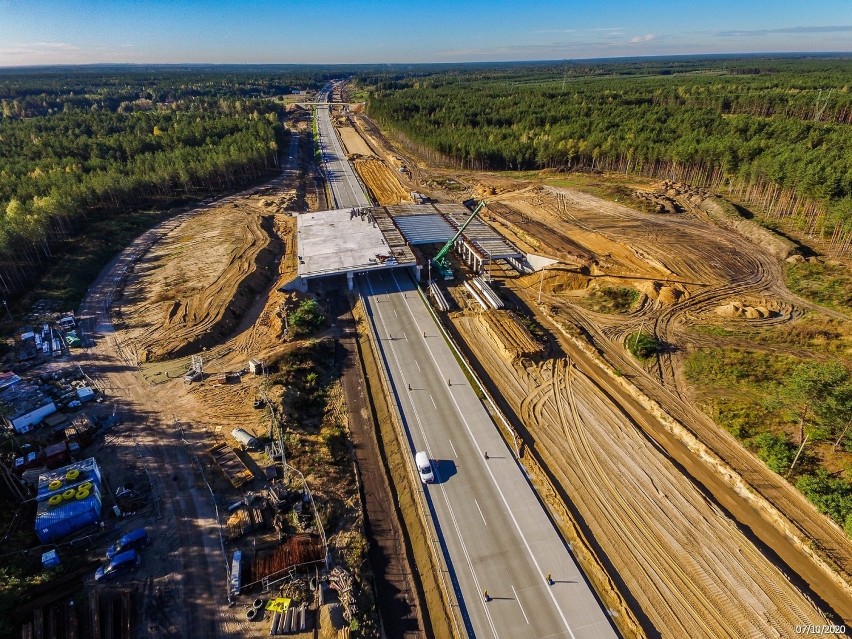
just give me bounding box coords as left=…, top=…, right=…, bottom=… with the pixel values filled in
left=795, top=625, right=847, bottom=636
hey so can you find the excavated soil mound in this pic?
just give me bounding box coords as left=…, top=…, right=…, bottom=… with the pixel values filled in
left=715, top=300, right=776, bottom=319
left=354, top=159, right=411, bottom=205
left=119, top=207, right=280, bottom=362
left=637, top=281, right=686, bottom=305
left=657, top=286, right=683, bottom=305
left=478, top=310, right=544, bottom=360
left=517, top=266, right=591, bottom=294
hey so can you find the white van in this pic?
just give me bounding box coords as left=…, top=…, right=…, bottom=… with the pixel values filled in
left=415, top=451, right=434, bottom=484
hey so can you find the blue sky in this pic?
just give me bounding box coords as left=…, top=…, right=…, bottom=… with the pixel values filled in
left=0, top=0, right=849, bottom=66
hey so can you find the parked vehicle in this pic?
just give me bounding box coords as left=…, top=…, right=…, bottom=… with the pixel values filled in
left=95, top=549, right=141, bottom=581
left=106, top=527, right=149, bottom=559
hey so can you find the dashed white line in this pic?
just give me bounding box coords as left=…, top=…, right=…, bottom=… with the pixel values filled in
left=474, top=499, right=488, bottom=526
left=448, top=439, right=458, bottom=458
left=512, top=584, right=530, bottom=624
left=429, top=394, right=437, bottom=409
left=414, top=360, right=421, bottom=372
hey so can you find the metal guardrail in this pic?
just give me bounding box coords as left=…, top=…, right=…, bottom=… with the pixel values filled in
left=355, top=287, right=469, bottom=639
left=414, top=280, right=522, bottom=459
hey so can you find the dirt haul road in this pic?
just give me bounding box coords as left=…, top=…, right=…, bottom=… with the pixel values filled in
left=455, top=311, right=831, bottom=637
left=76, top=204, right=237, bottom=639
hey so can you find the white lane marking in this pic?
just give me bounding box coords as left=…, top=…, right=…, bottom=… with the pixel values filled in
left=474, top=499, right=488, bottom=526
left=364, top=275, right=500, bottom=639
left=415, top=360, right=421, bottom=372
left=389, top=270, right=578, bottom=639
left=394, top=308, right=398, bottom=316
left=512, top=584, right=530, bottom=624
left=449, top=439, right=458, bottom=458
left=429, top=394, right=437, bottom=409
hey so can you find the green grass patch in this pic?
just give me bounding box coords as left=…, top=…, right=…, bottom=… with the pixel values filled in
left=786, top=261, right=852, bottom=315
left=691, top=324, right=736, bottom=338
left=289, top=299, right=327, bottom=338
left=684, top=347, right=798, bottom=388
left=626, top=332, right=660, bottom=359
left=687, top=345, right=852, bottom=536
left=580, top=286, right=639, bottom=314
left=796, top=470, right=852, bottom=532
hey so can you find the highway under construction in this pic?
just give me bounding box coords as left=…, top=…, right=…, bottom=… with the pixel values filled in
left=309, top=82, right=619, bottom=639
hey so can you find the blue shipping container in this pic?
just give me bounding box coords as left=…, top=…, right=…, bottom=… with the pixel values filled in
left=35, top=484, right=102, bottom=543
left=37, top=457, right=102, bottom=501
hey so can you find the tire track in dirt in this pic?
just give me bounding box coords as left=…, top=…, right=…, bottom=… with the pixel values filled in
left=455, top=313, right=832, bottom=637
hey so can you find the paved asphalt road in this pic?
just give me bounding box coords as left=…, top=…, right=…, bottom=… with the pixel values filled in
left=315, top=85, right=372, bottom=209
left=313, top=84, right=617, bottom=638
left=360, top=270, right=618, bottom=639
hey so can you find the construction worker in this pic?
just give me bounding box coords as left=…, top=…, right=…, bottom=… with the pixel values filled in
left=483, top=590, right=490, bottom=602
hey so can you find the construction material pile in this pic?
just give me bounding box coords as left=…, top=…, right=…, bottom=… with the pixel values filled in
left=328, top=566, right=356, bottom=623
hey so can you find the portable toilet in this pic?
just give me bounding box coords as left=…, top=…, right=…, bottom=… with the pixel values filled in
left=42, top=549, right=60, bottom=569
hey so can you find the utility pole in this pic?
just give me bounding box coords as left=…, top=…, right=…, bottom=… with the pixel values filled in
left=787, top=433, right=809, bottom=478
left=833, top=417, right=852, bottom=453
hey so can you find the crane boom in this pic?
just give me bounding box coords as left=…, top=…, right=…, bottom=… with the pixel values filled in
left=433, top=200, right=486, bottom=280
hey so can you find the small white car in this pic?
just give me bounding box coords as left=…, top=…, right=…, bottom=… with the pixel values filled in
left=415, top=451, right=435, bottom=484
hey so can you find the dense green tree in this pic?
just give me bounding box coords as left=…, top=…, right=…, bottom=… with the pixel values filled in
left=364, top=57, right=852, bottom=254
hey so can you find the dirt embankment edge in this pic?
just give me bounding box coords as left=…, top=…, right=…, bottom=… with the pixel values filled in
left=551, top=314, right=852, bottom=608
left=698, top=196, right=799, bottom=261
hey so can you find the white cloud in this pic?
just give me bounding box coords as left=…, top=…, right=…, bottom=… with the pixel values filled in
left=629, top=34, right=656, bottom=44
left=0, top=42, right=80, bottom=57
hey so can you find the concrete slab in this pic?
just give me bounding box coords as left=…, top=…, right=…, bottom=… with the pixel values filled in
left=297, top=208, right=415, bottom=279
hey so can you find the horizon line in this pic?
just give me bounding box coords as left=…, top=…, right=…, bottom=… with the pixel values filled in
left=1, top=50, right=850, bottom=71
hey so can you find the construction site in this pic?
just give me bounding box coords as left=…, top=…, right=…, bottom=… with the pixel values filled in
left=1, top=79, right=851, bottom=639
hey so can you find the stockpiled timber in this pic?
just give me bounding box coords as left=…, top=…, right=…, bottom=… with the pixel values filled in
left=354, top=159, right=411, bottom=205
left=253, top=534, right=325, bottom=579
left=478, top=310, right=543, bottom=360
left=209, top=443, right=252, bottom=488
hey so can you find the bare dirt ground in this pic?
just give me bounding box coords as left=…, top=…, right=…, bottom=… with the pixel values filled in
left=482, top=188, right=852, bottom=618
left=337, top=125, right=375, bottom=158
left=70, top=125, right=421, bottom=638
left=115, top=201, right=281, bottom=363
left=354, top=159, right=412, bottom=205
left=344, top=102, right=852, bottom=631
left=454, top=312, right=830, bottom=637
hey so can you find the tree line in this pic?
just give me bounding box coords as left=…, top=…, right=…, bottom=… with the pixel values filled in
left=0, top=70, right=320, bottom=298
left=364, top=57, right=852, bottom=255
